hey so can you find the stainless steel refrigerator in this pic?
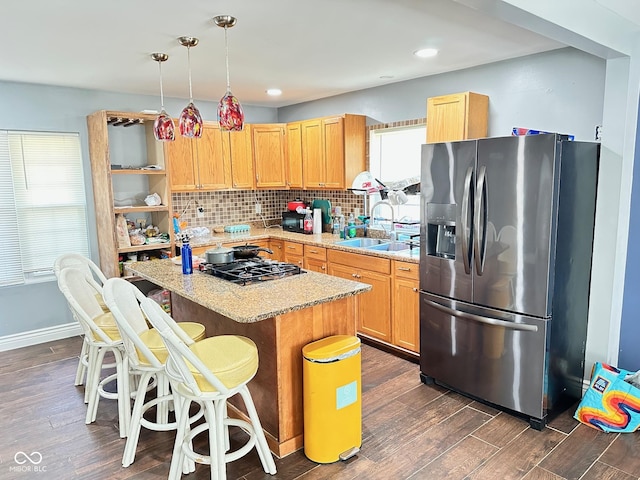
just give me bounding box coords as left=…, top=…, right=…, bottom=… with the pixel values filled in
left=419, top=133, right=599, bottom=429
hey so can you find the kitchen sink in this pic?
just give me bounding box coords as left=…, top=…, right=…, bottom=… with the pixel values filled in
left=365, top=241, right=411, bottom=252
left=335, top=238, right=390, bottom=248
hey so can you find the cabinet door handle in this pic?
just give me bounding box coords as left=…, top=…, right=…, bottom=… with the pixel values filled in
left=351, top=273, right=357, bottom=278
left=321, top=265, right=326, bottom=270
left=287, top=246, right=296, bottom=249
left=309, top=249, right=318, bottom=253
left=398, top=267, right=412, bottom=271
left=412, top=287, right=418, bottom=292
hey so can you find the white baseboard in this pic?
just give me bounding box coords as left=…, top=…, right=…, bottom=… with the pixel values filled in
left=0, top=323, right=82, bottom=352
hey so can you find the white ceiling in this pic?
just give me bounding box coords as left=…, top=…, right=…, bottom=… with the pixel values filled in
left=0, top=0, right=637, bottom=109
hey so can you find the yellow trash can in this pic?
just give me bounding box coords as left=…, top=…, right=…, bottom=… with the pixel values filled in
left=302, top=335, right=361, bottom=463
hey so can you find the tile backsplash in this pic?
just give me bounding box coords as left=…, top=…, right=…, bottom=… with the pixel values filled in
left=172, top=190, right=366, bottom=229
left=172, top=117, right=426, bottom=230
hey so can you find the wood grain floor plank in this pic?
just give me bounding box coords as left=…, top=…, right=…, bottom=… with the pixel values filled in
left=521, top=466, right=566, bottom=479
left=598, top=432, right=640, bottom=477
left=409, top=435, right=498, bottom=479
left=352, top=407, right=491, bottom=480
left=580, top=461, right=637, bottom=480
left=546, top=402, right=580, bottom=435
left=466, top=426, right=565, bottom=480
left=472, top=411, right=531, bottom=448
left=538, top=424, right=618, bottom=480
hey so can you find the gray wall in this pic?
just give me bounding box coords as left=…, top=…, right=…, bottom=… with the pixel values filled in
left=0, top=47, right=606, bottom=340
left=0, top=81, right=276, bottom=336
left=279, top=48, right=604, bottom=142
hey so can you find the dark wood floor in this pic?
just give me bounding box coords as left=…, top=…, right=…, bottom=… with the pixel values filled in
left=1, top=336, right=639, bottom=480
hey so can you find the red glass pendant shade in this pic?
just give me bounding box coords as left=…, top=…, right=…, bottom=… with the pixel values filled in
left=179, top=102, right=203, bottom=138
left=153, top=110, right=175, bottom=141
left=218, top=91, right=244, bottom=131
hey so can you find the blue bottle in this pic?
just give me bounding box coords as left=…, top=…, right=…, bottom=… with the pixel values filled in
left=181, top=239, right=193, bottom=275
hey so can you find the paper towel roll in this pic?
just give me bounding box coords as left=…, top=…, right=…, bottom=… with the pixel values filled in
left=313, top=208, right=322, bottom=234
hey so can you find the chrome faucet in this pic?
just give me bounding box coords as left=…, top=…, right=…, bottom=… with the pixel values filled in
left=370, top=200, right=396, bottom=241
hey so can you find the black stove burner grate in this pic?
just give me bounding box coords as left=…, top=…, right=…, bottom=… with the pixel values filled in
left=200, top=259, right=305, bottom=285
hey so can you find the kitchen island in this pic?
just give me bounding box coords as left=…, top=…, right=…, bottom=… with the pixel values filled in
left=127, top=259, right=371, bottom=457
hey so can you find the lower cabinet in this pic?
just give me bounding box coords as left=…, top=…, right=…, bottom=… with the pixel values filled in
left=303, top=245, right=327, bottom=273
left=269, top=238, right=284, bottom=261
left=283, top=241, right=304, bottom=267
left=392, top=260, right=420, bottom=353
left=327, top=250, right=391, bottom=343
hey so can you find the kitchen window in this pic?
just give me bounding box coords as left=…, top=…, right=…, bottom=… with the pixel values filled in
left=368, top=123, right=425, bottom=231
left=0, top=131, right=89, bottom=287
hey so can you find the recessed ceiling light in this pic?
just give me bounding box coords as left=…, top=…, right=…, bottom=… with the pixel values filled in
left=414, top=48, right=438, bottom=58
left=266, top=88, right=282, bottom=96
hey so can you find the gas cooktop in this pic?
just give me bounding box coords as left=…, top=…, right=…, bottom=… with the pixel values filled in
left=199, top=258, right=305, bottom=285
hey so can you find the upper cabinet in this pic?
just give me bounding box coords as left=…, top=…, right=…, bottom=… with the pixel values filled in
left=426, top=91, right=489, bottom=143
left=225, top=126, right=254, bottom=189
left=252, top=123, right=287, bottom=189
left=166, top=123, right=231, bottom=191
left=285, top=122, right=303, bottom=189
left=301, top=114, right=366, bottom=190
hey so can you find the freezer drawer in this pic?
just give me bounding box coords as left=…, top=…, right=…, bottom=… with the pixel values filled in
left=420, top=292, right=549, bottom=420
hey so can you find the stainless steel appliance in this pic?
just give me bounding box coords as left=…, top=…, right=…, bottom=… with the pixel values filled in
left=281, top=211, right=306, bottom=233
left=419, top=134, right=599, bottom=429
left=200, top=258, right=304, bottom=285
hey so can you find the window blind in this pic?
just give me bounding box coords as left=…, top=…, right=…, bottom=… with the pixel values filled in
left=0, top=131, right=89, bottom=286
left=0, top=131, right=23, bottom=286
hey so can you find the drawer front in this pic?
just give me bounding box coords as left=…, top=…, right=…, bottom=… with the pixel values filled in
left=327, top=249, right=390, bottom=275
left=304, top=245, right=327, bottom=261
left=284, top=241, right=304, bottom=256
left=393, top=260, right=419, bottom=280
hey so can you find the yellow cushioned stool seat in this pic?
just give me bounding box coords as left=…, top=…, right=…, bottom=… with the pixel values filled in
left=92, top=312, right=121, bottom=341
left=188, top=335, right=258, bottom=392
left=137, top=322, right=206, bottom=365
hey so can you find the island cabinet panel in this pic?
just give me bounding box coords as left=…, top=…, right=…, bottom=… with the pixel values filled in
left=169, top=292, right=356, bottom=458
left=252, top=124, right=287, bottom=189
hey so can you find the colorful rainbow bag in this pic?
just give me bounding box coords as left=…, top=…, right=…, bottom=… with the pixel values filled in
left=574, top=362, right=640, bottom=433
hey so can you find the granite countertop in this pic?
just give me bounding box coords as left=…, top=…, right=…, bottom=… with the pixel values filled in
left=189, top=227, right=420, bottom=263
left=127, top=259, right=371, bottom=323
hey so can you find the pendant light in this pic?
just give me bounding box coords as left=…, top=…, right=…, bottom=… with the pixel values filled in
left=151, top=53, right=175, bottom=142
left=214, top=15, right=244, bottom=131
left=177, top=36, right=203, bottom=138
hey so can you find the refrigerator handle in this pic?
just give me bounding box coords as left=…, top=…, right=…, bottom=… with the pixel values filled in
left=424, top=299, right=539, bottom=332
left=474, top=165, right=488, bottom=275
left=461, top=166, right=473, bottom=274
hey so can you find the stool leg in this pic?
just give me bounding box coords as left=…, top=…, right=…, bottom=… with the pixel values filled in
left=122, top=371, right=154, bottom=466
left=75, top=337, right=88, bottom=386
left=209, top=400, right=225, bottom=480
left=84, top=343, right=100, bottom=404
left=168, top=394, right=191, bottom=479
left=86, top=347, right=107, bottom=424
left=238, top=386, right=277, bottom=474
left=115, top=349, right=131, bottom=438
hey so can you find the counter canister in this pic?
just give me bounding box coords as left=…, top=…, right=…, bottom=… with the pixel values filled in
left=302, top=335, right=362, bottom=463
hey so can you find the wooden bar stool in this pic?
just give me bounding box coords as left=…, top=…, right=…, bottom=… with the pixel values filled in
left=103, top=277, right=206, bottom=468
left=140, top=298, right=277, bottom=480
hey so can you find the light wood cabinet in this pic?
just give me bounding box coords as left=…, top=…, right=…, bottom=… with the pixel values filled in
left=87, top=110, right=174, bottom=278
left=252, top=124, right=287, bottom=189
left=166, top=123, right=231, bottom=191
left=426, top=91, right=489, bottom=143
left=301, top=114, right=366, bottom=190
left=327, top=250, right=391, bottom=342
left=269, top=238, right=284, bottom=261
left=225, top=126, right=254, bottom=189
left=392, top=260, right=420, bottom=353
left=285, top=122, right=303, bottom=189
left=303, top=245, right=327, bottom=273
left=283, top=241, right=304, bottom=267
